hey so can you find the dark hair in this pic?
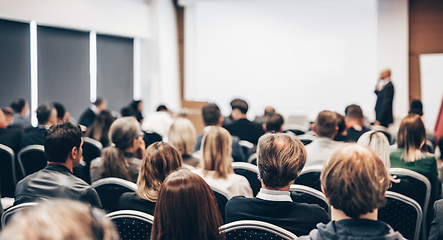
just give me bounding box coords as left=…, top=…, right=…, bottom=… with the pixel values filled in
left=130, top=100, right=142, bottom=112
left=346, top=105, right=364, bottom=119
left=265, top=113, right=284, bottom=132
left=257, top=133, right=306, bottom=188
left=335, top=112, right=346, bottom=134
left=157, top=105, right=168, bottom=112
left=94, top=97, right=105, bottom=107
left=314, top=110, right=337, bottom=138
left=230, top=98, right=248, bottom=114
left=44, top=122, right=82, bottom=163
left=344, top=104, right=360, bottom=116
left=2, top=107, right=13, bottom=116
left=37, top=103, right=55, bottom=125
left=202, top=103, right=221, bottom=126
left=409, top=100, right=423, bottom=116
left=10, top=98, right=26, bottom=113
left=53, top=102, right=66, bottom=120
left=85, top=110, right=115, bottom=144
left=120, top=106, right=136, bottom=117
left=151, top=169, right=224, bottom=240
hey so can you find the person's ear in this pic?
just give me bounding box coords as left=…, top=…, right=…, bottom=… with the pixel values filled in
left=70, top=146, right=78, bottom=160
left=311, top=123, right=316, bottom=133
left=280, top=125, right=284, bottom=133
left=262, top=123, right=266, bottom=132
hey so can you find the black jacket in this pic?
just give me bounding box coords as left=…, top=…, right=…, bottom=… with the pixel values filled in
left=14, top=164, right=101, bottom=208
left=375, top=82, right=394, bottom=127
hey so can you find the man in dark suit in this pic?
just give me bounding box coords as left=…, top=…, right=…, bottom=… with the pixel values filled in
left=10, top=98, right=32, bottom=130
left=374, top=69, right=394, bottom=127
left=194, top=103, right=245, bottom=162
left=0, top=109, right=22, bottom=154
left=20, top=103, right=58, bottom=149
left=224, top=98, right=264, bottom=145
left=78, top=97, right=107, bottom=128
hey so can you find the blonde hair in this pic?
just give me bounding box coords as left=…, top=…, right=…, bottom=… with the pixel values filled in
left=168, top=118, right=197, bottom=156
left=397, top=114, right=427, bottom=162
left=137, top=142, right=182, bottom=202
left=0, top=200, right=119, bottom=240
left=357, top=131, right=399, bottom=183
left=201, top=127, right=233, bottom=179
left=321, top=144, right=390, bottom=219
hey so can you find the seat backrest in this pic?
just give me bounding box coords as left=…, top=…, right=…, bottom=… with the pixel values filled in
left=378, top=191, right=422, bottom=240
left=1, top=202, right=38, bottom=228
left=211, top=185, right=231, bottom=224
left=290, top=184, right=330, bottom=215
left=91, top=178, right=137, bottom=213
left=220, top=220, right=298, bottom=240
left=0, top=144, right=16, bottom=197
left=106, top=210, right=154, bottom=240
left=82, top=137, right=103, bottom=164
left=294, top=165, right=322, bottom=191
left=18, top=145, right=46, bottom=177
left=247, top=153, right=257, bottom=165
left=232, top=162, right=261, bottom=197
left=238, top=140, right=256, bottom=159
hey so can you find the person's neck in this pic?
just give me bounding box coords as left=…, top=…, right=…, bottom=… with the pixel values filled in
left=262, top=183, right=291, bottom=192
left=331, top=206, right=378, bottom=221
left=48, top=161, right=73, bottom=173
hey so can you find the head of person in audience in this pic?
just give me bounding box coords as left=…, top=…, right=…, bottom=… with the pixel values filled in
left=397, top=113, right=427, bottom=162
left=201, top=126, right=233, bottom=179
left=53, top=102, right=70, bottom=123
left=0, top=199, right=119, bottom=240
left=230, top=98, right=248, bottom=121
left=263, top=113, right=284, bottom=133
left=151, top=169, right=224, bottom=240
left=357, top=131, right=399, bottom=183
left=257, top=133, right=306, bottom=190
left=335, top=112, right=347, bottom=136
left=168, top=118, right=197, bottom=158
left=321, top=144, right=389, bottom=220
left=409, top=99, right=423, bottom=116
left=120, top=106, right=136, bottom=118
left=0, top=109, right=7, bottom=128
left=137, top=142, right=182, bottom=202
left=44, top=122, right=83, bottom=172
left=263, top=106, right=275, bottom=117
left=130, top=100, right=143, bottom=114
left=85, top=110, right=115, bottom=144
left=313, top=110, right=338, bottom=139
left=2, top=107, right=14, bottom=126
left=94, top=97, right=107, bottom=112
left=202, top=103, right=224, bottom=127
left=37, top=103, right=58, bottom=127
left=157, top=104, right=169, bottom=113
left=99, top=117, right=145, bottom=181
left=345, top=104, right=365, bottom=128
left=11, top=98, right=29, bottom=117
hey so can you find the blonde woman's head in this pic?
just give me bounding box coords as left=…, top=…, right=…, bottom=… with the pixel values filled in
left=201, top=126, right=233, bottom=179
left=168, top=118, right=197, bottom=156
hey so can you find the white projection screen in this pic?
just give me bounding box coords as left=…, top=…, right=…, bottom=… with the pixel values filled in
left=184, top=0, right=379, bottom=120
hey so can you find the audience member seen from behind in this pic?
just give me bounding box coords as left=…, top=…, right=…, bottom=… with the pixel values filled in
left=409, top=99, right=437, bottom=150
left=121, top=106, right=163, bottom=148
left=195, top=103, right=245, bottom=162
left=226, top=133, right=329, bottom=236
left=20, top=102, right=58, bottom=148
left=263, top=113, right=284, bottom=133
left=14, top=122, right=101, bottom=208
left=304, top=110, right=342, bottom=168
left=85, top=110, right=115, bottom=147
left=333, top=112, right=348, bottom=142
left=2, top=107, right=14, bottom=126
left=390, top=113, right=439, bottom=226
left=168, top=118, right=200, bottom=168
left=90, top=117, right=145, bottom=183
left=118, top=142, right=182, bottom=215
left=194, top=126, right=253, bottom=197
left=10, top=98, right=31, bottom=129
left=345, top=104, right=370, bottom=142
left=0, top=109, right=22, bottom=155
left=79, top=97, right=107, bottom=128
left=0, top=200, right=119, bottom=240
left=299, top=144, right=403, bottom=239
left=130, top=100, right=144, bottom=123
left=141, top=104, right=173, bottom=141
left=150, top=169, right=224, bottom=240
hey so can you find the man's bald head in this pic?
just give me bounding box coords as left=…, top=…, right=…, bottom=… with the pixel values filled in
left=380, top=69, right=391, bottom=80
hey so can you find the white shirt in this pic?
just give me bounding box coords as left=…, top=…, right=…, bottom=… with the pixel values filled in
left=256, top=188, right=292, bottom=202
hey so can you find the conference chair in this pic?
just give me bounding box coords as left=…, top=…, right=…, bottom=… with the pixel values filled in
left=220, top=220, right=298, bottom=240
left=239, top=140, right=256, bottom=159
left=283, top=124, right=308, bottom=136
left=293, top=165, right=323, bottom=192
left=106, top=210, right=154, bottom=240
left=91, top=177, right=137, bottom=213
left=1, top=202, right=38, bottom=228
left=210, top=185, right=232, bottom=224
left=295, top=134, right=315, bottom=146
left=389, top=168, right=431, bottom=240
left=79, top=137, right=103, bottom=184
left=290, top=184, right=330, bottom=215
left=17, top=145, right=46, bottom=177
left=378, top=191, right=422, bottom=240
left=232, top=162, right=261, bottom=197
left=0, top=144, right=16, bottom=197
left=247, top=153, right=257, bottom=165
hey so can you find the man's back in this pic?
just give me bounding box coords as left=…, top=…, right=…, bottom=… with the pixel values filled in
left=0, top=127, right=22, bottom=154
left=225, top=118, right=263, bottom=145
left=226, top=196, right=330, bottom=236
left=14, top=164, right=101, bottom=208
left=20, top=127, right=46, bottom=149
left=304, top=137, right=343, bottom=167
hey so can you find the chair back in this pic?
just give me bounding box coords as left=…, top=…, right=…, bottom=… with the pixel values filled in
left=296, top=134, right=315, bottom=146
left=290, top=184, right=330, bottom=215
left=378, top=191, right=422, bottom=240
left=1, top=202, right=38, bottom=228
left=106, top=210, right=154, bottom=240
left=220, top=220, right=298, bottom=240
left=247, top=153, right=257, bottom=165
left=232, top=162, right=261, bottom=197
left=239, top=140, right=256, bottom=159
left=0, top=144, right=16, bottom=197
left=18, top=145, right=46, bottom=177
left=80, top=137, right=103, bottom=184
left=294, top=165, right=322, bottom=191
left=283, top=124, right=308, bottom=136
left=91, top=177, right=137, bottom=213
left=211, top=185, right=231, bottom=224
left=389, top=168, right=430, bottom=240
